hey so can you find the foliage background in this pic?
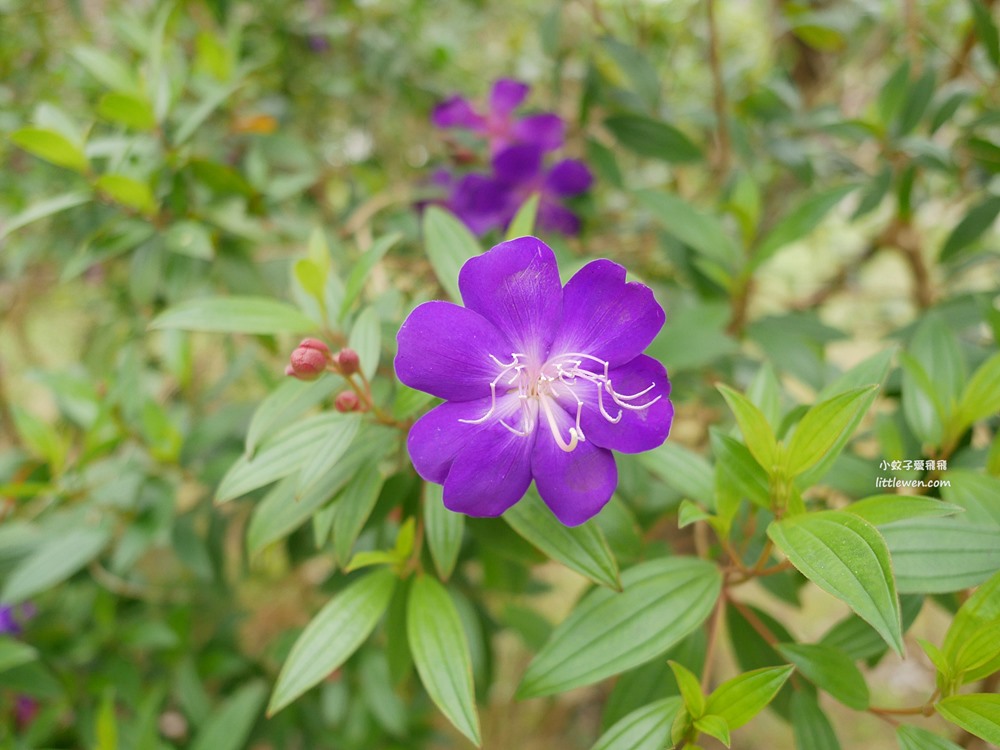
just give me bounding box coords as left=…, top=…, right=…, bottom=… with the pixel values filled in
left=1, top=0, right=1000, bottom=749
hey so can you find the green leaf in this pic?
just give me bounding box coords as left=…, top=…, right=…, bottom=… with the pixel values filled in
left=893, top=68, right=936, bottom=136
left=896, top=724, right=963, bottom=750
left=506, top=193, right=540, bottom=239
left=970, top=0, right=1000, bottom=69
left=900, top=352, right=948, bottom=446
left=164, top=221, right=215, bottom=260
left=776, top=642, right=869, bottom=709
left=422, top=206, right=481, bottom=301
left=704, top=665, right=795, bottom=730
left=936, top=694, right=1000, bottom=746
left=821, top=595, right=924, bottom=663
left=943, top=571, right=1000, bottom=684
left=424, top=483, right=463, bottom=580
left=955, top=352, right=1000, bottom=430
left=669, top=661, right=705, bottom=718
left=792, top=691, right=841, bottom=750
left=639, top=442, right=715, bottom=507
left=348, top=305, right=381, bottom=380
left=0, top=191, right=92, bottom=241
left=711, top=428, right=772, bottom=513
left=751, top=185, right=856, bottom=269
left=332, top=465, right=386, bottom=564
left=295, top=413, right=361, bottom=498
left=172, top=83, right=239, bottom=146
left=784, top=386, right=877, bottom=477
left=10, top=127, right=88, bottom=172
left=638, top=191, right=740, bottom=273
left=940, top=196, right=1000, bottom=262
left=504, top=489, right=621, bottom=590
left=408, top=576, right=482, bottom=747
left=592, top=697, right=683, bottom=750
left=71, top=45, right=137, bottom=91
left=600, top=38, right=661, bottom=111
left=844, top=495, right=964, bottom=526
left=518, top=557, right=722, bottom=698
left=269, top=568, right=395, bottom=715
left=95, top=174, right=156, bottom=215
left=95, top=689, right=118, bottom=750
left=942, top=471, right=1000, bottom=528
left=878, top=60, right=911, bottom=126
left=150, top=296, right=317, bottom=334
left=694, top=714, right=731, bottom=748
left=879, top=518, right=1000, bottom=593
left=340, top=233, right=401, bottom=319
left=2, top=525, right=111, bottom=604
left=190, top=681, right=267, bottom=750
left=245, top=377, right=338, bottom=457
left=97, top=92, right=156, bottom=130
left=217, top=413, right=347, bottom=503
left=717, top=384, right=779, bottom=473
left=767, top=511, right=903, bottom=654
left=0, top=637, right=38, bottom=673
left=604, top=114, right=702, bottom=163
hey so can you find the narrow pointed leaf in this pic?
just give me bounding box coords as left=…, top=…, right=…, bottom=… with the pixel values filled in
left=268, top=568, right=396, bottom=715
left=792, top=691, right=841, bottom=750
left=408, top=576, right=482, bottom=747
left=295, top=413, right=361, bottom=497
left=879, top=518, right=1000, bottom=593
left=506, top=193, right=540, bottom=239
left=704, top=665, right=794, bottom=729
left=424, top=483, right=464, bottom=580
left=245, top=377, right=338, bottom=457
left=191, top=681, right=267, bottom=750
left=592, top=697, right=684, bottom=750
left=785, top=386, right=877, bottom=477
left=518, top=558, right=722, bottom=698
left=422, top=206, right=481, bottom=301
left=10, top=127, right=88, bottom=172
left=896, top=724, right=963, bottom=750
left=717, top=384, right=779, bottom=472
left=936, top=694, right=1000, bottom=746
left=150, top=296, right=317, bottom=334
left=768, top=511, right=903, bottom=654
left=844, top=496, right=963, bottom=526
left=505, top=489, right=621, bottom=590
left=777, top=642, right=869, bottom=709
left=1, top=526, right=111, bottom=604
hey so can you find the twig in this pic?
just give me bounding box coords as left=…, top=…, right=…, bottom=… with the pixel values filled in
left=701, top=595, right=727, bottom=691
left=706, top=0, right=731, bottom=179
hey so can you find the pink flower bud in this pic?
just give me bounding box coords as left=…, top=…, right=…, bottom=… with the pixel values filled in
left=336, top=348, right=361, bottom=376
left=287, top=345, right=328, bottom=380
left=299, top=338, right=331, bottom=354
left=335, top=391, right=360, bottom=413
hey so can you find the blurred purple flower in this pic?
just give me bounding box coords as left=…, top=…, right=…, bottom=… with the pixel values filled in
left=15, top=696, right=39, bottom=731
left=492, top=144, right=593, bottom=235
left=0, top=602, right=35, bottom=636
left=395, top=237, right=672, bottom=526
left=433, top=79, right=565, bottom=155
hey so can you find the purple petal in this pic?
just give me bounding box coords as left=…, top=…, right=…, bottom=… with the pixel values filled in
left=395, top=301, right=513, bottom=401
left=407, top=395, right=522, bottom=483
left=449, top=174, right=512, bottom=235
left=544, top=159, right=593, bottom=197
left=513, top=113, right=566, bottom=151
left=493, top=144, right=543, bottom=187
left=489, top=79, right=530, bottom=115
left=537, top=201, right=582, bottom=236
left=459, top=236, right=563, bottom=361
left=549, top=259, right=665, bottom=367
left=443, top=416, right=536, bottom=517
left=432, top=97, right=486, bottom=130
left=560, top=354, right=673, bottom=453
left=531, top=405, right=618, bottom=526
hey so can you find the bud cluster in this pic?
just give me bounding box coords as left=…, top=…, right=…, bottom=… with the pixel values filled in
left=284, top=339, right=365, bottom=413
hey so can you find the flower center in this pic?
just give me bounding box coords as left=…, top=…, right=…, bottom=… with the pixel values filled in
left=459, top=352, right=661, bottom=452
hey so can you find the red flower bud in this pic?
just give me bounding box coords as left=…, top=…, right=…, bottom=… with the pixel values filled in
left=336, top=348, right=360, bottom=376
left=335, top=391, right=360, bottom=413
left=298, top=338, right=331, bottom=354
left=287, top=344, right=328, bottom=380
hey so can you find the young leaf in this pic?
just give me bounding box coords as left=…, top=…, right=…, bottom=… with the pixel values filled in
left=669, top=661, right=705, bottom=719
left=190, top=681, right=267, bottom=750
left=10, top=127, right=88, bottom=172
left=97, top=92, right=157, bottom=130
left=268, top=568, right=396, bottom=715
left=776, top=642, right=869, bottom=710
left=518, top=558, right=721, bottom=698
left=767, top=511, right=903, bottom=654
left=422, top=206, right=481, bottom=301
left=506, top=193, right=540, bottom=239
left=423, top=483, right=463, bottom=581
left=504, top=489, right=621, bottom=590
left=592, top=697, right=684, bottom=750
left=879, top=518, right=1000, bottom=593
left=408, top=576, right=482, bottom=747
left=95, top=174, right=156, bottom=215
left=896, top=724, right=963, bottom=750
left=784, top=386, right=877, bottom=477
left=936, top=694, right=1000, bottom=746
left=150, top=296, right=317, bottom=334
left=604, top=114, right=702, bottom=163
left=694, top=714, right=730, bottom=748
left=703, top=665, right=795, bottom=729
left=717, top=384, right=779, bottom=472
left=942, top=571, right=1000, bottom=684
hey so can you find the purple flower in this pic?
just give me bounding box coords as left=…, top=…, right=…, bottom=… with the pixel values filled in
left=394, top=237, right=672, bottom=526
left=492, top=144, right=593, bottom=235
left=432, top=79, right=565, bottom=155
left=0, top=604, right=21, bottom=635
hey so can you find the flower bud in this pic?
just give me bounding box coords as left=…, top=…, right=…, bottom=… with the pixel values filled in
left=335, top=391, right=360, bottom=413
left=286, top=341, right=329, bottom=380
left=336, top=348, right=360, bottom=376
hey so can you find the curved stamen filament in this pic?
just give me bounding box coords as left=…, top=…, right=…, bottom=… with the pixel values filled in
left=540, top=392, right=579, bottom=452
